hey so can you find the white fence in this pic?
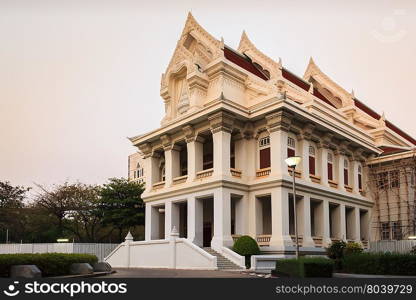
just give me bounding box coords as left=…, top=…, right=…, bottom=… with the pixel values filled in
left=369, top=240, right=416, bottom=253
left=0, top=243, right=118, bottom=261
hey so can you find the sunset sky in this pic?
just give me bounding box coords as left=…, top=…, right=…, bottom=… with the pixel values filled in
left=1, top=0, right=415, bottom=189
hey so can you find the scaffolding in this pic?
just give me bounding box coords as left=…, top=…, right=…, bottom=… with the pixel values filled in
left=367, top=154, right=416, bottom=240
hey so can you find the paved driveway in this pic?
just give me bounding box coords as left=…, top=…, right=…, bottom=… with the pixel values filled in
left=107, top=268, right=258, bottom=278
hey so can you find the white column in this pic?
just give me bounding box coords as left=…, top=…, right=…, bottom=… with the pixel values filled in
left=248, top=193, right=259, bottom=237
left=164, top=149, right=172, bottom=185
left=300, top=138, right=311, bottom=182
left=336, top=154, right=346, bottom=191
left=211, top=188, right=233, bottom=251
left=187, top=197, right=203, bottom=247
left=299, top=195, right=314, bottom=247
left=269, top=129, right=289, bottom=177
left=352, top=160, right=360, bottom=194
left=246, top=137, right=257, bottom=180
left=269, top=188, right=293, bottom=248
left=150, top=205, right=160, bottom=240
left=340, top=204, right=346, bottom=241
left=186, top=138, right=203, bottom=182
left=235, top=195, right=248, bottom=235
left=322, top=200, right=332, bottom=247
left=318, top=146, right=329, bottom=186
left=212, top=129, right=232, bottom=177
left=354, top=207, right=361, bottom=242
left=164, top=201, right=172, bottom=239
left=144, top=155, right=159, bottom=192
left=145, top=203, right=152, bottom=241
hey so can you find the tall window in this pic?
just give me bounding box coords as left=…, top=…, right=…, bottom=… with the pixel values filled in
left=230, top=140, right=235, bottom=169
left=287, top=137, right=296, bottom=157
left=377, top=172, right=389, bottom=190
left=390, top=170, right=400, bottom=188
left=259, top=136, right=271, bottom=169
left=344, top=159, right=349, bottom=186
left=381, top=222, right=390, bottom=240
left=308, top=145, right=316, bottom=175
left=358, top=165, right=362, bottom=190
left=392, top=222, right=402, bottom=240
left=327, top=153, right=334, bottom=181
left=180, top=147, right=188, bottom=176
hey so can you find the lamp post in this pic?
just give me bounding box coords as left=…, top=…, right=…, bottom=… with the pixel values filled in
left=285, top=156, right=302, bottom=259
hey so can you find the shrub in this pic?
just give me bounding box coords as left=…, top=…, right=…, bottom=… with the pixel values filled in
left=0, top=253, right=98, bottom=277
left=275, top=257, right=334, bottom=278
left=326, top=240, right=346, bottom=270
left=344, top=242, right=363, bottom=256
left=326, top=240, right=346, bottom=260
left=343, top=253, right=416, bottom=276
left=233, top=235, right=260, bottom=268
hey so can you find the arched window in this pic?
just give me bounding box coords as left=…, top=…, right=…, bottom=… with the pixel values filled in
left=358, top=165, right=362, bottom=190
left=344, top=159, right=349, bottom=186
left=259, top=136, right=271, bottom=169
left=287, top=137, right=296, bottom=158
left=309, top=146, right=316, bottom=175
left=327, top=153, right=333, bottom=181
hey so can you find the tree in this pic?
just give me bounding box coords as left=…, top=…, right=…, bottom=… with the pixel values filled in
left=0, top=181, right=29, bottom=208
left=98, top=178, right=145, bottom=242
left=33, top=182, right=113, bottom=242
left=0, top=181, right=30, bottom=242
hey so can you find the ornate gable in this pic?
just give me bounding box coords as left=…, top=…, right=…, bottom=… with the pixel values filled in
left=237, top=31, right=281, bottom=80
left=160, top=13, right=222, bottom=125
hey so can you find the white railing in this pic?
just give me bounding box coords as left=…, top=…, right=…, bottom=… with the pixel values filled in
left=196, top=169, right=213, bottom=179
left=256, top=234, right=271, bottom=246
left=369, top=240, right=416, bottom=253
left=230, top=168, right=242, bottom=178
left=221, top=247, right=245, bottom=268
left=0, top=243, right=118, bottom=261
left=173, top=175, right=188, bottom=185
left=256, top=168, right=271, bottom=178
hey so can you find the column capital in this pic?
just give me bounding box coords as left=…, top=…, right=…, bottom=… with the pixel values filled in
left=297, top=122, right=315, bottom=141
left=160, top=134, right=173, bottom=150
left=138, top=142, right=153, bottom=158
left=242, top=122, right=255, bottom=139
left=317, top=132, right=333, bottom=149
left=208, top=111, right=234, bottom=134
left=265, top=110, right=293, bottom=132
left=182, top=125, right=196, bottom=143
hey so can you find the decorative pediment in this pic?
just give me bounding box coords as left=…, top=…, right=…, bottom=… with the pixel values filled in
left=237, top=31, right=280, bottom=80
left=304, top=57, right=354, bottom=108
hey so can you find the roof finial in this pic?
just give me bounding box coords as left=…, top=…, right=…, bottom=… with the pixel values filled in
left=278, top=57, right=283, bottom=67
left=351, top=89, right=355, bottom=98
left=379, top=111, right=386, bottom=126
left=309, top=56, right=315, bottom=65
left=220, top=36, right=224, bottom=49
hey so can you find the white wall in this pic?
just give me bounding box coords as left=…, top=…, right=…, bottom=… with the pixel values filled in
left=105, top=238, right=217, bottom=270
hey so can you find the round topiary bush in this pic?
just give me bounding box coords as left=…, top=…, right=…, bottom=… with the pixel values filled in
left=233, top=235, right=260, bottom=268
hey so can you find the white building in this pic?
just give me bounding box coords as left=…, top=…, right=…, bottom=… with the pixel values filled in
left=108, top=14, right=416, bottom=270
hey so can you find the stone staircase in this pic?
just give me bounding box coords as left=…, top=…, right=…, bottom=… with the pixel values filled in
left=202, top=247, right=244, bottom=270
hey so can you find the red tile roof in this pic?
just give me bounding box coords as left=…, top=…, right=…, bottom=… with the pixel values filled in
left=354, top=99, right=416, bottom=146
left=282, top=68, right=310, bottom=91
left=379, top=146, right=408, bottom=156
left=223, top=47, right=269, bottom=80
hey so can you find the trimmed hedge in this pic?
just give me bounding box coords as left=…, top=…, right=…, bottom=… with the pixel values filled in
left=275, top=257, right=334, bottom=278
left=233, top=236, right=260, bottom=268
left=0, top=253, right=98, bottom=277
left=342, top=253, right=416, bottom=276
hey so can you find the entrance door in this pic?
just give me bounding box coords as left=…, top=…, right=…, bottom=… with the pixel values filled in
left=203, top=222, right=212, bottom=247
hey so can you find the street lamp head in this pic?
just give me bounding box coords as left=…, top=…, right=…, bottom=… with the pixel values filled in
left=285, top=156, right=302, bottom=168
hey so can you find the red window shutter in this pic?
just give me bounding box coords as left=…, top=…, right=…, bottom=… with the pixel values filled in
left=327, top=163, right=333, bottom=180
left=309, top=156, right=315, bottom=175
left=344, top=169, right=349, bottom=186
left=358, top=174, right=362, bottom=190
left=287, top=148, right=295, bottom=158
left=260, top=148, right=271, bottom=169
